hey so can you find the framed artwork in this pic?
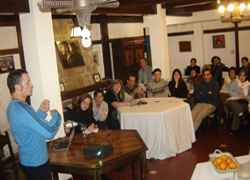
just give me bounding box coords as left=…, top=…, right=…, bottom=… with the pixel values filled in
left=55, top=40, right=85, bottom=69
left=93, top=74, right=101, bottom=83
left=0, top=55, right=15, bottom=74
left=91, top=51, right=99, bottom=66
left=59, top=82, right=66, bottom=93
left=213, top=35, right=225, bottom=48
left=179, top=41, right=191, bottom=52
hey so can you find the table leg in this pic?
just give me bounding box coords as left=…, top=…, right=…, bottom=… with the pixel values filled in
left=140, top=151, right=147, bottom=180
left=52, top=172, right=59, bottom=180
left=132, top=161, right=138, bottom=180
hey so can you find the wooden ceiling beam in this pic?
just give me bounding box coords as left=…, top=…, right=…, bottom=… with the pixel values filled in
left=0, top=0, right=29, bottom=13
left=93, top=4, right=157, bottom=15
left=166, top=3, right=217, bottom=16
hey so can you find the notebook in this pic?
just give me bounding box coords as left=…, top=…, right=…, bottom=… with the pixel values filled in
left=52, top=128, right=75, bottom=151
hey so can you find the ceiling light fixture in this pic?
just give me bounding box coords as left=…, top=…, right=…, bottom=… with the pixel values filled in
left=217, top=0, right=250, bottom=23
left=38, top=0, right=119, bottom=48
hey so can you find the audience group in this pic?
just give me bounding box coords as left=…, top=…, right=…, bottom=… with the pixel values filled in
left=64, top=56, right=250, bottom=138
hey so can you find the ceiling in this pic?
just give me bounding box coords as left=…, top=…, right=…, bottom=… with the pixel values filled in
left=0, top=0, right=218, bottom=17
left=91, top=0, right=218, bottom=16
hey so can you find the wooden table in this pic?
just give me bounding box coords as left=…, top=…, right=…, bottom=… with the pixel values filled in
left=48, top=130, right=148, bottom=180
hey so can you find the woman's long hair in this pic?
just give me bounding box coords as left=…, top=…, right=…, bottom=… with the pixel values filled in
left=74, top=93, right=93, bottom=112
left=111, top=79, right=125, bottom=102
left=171, top=68, right=184, bottom=85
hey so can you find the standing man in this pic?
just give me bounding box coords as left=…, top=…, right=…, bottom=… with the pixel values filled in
left=240, top=57, right=250, bottom=80
left=93, top=89, right=109, bottom=129
left=192, top=66, right=219, bottom=132
left=210, top=56, right=226, bottom=89
left=138, top=58, right=153, bottom=86
left=124, top=74, right=145, bottom=99
left=147, top=68, right=169, bottom=97
left=6, top=69, right=61, bottom=180
left=185, top=58, right=200, bottom=75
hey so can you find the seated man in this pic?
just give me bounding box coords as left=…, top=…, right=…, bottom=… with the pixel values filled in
left=185, top=58, right=200, bottom=75
left=147, top=68, right=169, bottom=97
left=210, top=56, right=226, bottom=89
left=93, top=89, right=109, bottom=129
left=124, top=74, right=145, bottom=99
left=192, top=65, right=219, bottom=132
left=138, top=58, right=153, bottom=86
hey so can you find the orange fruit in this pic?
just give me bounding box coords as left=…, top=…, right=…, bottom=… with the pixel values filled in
left=219, top=161, right=227, bottom=170
left=226, top=157, right=232, bottom=164
left=216, top=164, right=220, bottom=169
left=229, top=161, right=237, bottom=169
left=226, top=165, right=230, bottom=170
left=221, top=155, right=227, bottom=160
left=213, top=159, right=217, bottom=166
left=216, top=157, right=223, bottom=164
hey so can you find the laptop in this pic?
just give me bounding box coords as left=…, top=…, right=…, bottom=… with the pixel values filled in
left=52, top=128, right=75, bottom=151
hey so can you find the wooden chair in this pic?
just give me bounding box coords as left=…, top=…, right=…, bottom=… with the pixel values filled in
left=0, top=131, right=18, bottom=179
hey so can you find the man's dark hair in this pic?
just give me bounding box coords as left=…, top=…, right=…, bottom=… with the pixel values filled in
left=241, top=57, right=249, bottom=62
left=126, top=74, right=136, bottom=82
left=94, top=89, right=104, bottom=97
left=7, top=69, right=28, bottom=95
left=228, top=66, right=236, bottom=75
left=211, top=56, right=221, bottom=63
left=190, top=58, right=197, bottom=63
left=152, top=68, right=161, bottom=75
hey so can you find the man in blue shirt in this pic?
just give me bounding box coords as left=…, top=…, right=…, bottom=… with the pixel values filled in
left=6, top=69, right=61, bottom=180
left=192, top=66, right=219, bottom=132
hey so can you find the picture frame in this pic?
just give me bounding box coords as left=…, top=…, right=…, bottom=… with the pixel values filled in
left=59, top=82, right=66, bottom=93
left=179, top=41, right=191, bottom=52
left=91, top=51, right=99, bottom=66
left=213, top=35, right=225, bottom=48
left=93, top=74, right=101, bottom=83
left=0, top=55, right=15, bottom=74
left=55, top=39, right=85, bottom=69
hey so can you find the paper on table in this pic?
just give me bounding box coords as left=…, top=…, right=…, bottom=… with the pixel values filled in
left=84, top=128, right=99, bottom=135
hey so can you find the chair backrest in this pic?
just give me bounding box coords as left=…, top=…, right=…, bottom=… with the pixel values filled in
left=0, top=131, right=17, bottom=179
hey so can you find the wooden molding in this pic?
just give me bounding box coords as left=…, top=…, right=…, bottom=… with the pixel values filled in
left=61, top=80, right=111, bottom=101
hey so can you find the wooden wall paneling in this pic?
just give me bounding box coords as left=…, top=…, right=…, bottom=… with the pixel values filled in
left=0, top=15, right=26, bottom=70
left=100, top=16, right=112, bottom=79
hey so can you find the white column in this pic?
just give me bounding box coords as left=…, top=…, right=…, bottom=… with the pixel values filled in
left=148, top=4, right=170, bottom=80
left=193, top=22, right=205, bottom=68
left=19, top=0, right=65, bottom=138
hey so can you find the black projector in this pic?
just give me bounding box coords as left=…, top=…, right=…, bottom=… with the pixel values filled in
left=83, top=144, right=114, bottom=158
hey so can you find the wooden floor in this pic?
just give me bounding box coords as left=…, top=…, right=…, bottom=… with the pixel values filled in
left=3, top=122, right=250, bottom=180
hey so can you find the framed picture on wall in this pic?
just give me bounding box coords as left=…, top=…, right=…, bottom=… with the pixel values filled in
left=0, top=55, right=15, bottom=74
left=179, top=41, right=191, bottom=52
left=55, top=39, right=85, bottom=69
left=93, top=74, right=101, bottom=83
left=213, top=35, right=225, bottom=48
left=91, top=51, right=99, bottom=66
left=59, top=82, right=66, bottom=93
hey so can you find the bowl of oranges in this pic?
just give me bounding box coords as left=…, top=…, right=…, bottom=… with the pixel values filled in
left=209, top=149, right=239, bottom=174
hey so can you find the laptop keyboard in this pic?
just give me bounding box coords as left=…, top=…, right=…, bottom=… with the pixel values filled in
left=56, top=140, right=69, bottom=148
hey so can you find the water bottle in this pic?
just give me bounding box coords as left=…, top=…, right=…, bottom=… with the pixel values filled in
left=64, top=122, right=78, bottom=128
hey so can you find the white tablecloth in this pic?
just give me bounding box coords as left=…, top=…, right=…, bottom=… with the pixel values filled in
left=118, top=97, right=196, bottom=160
left=191, top=155, right=250, bottom=180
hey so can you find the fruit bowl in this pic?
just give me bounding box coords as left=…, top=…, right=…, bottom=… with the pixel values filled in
left=209, top=149, right=239, bottom=174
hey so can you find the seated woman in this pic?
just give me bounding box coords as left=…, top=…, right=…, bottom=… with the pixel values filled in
left=64, top=93, right=96, bottom=134
left=169, top=68, right=188, bottom=98
left=169, top=68, right=195, bottom=109
left=186, top=69, right=197, bottom=96
left=226, top=69, right=250, bottom=137
left=104, top=79, right=139, bottom=129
